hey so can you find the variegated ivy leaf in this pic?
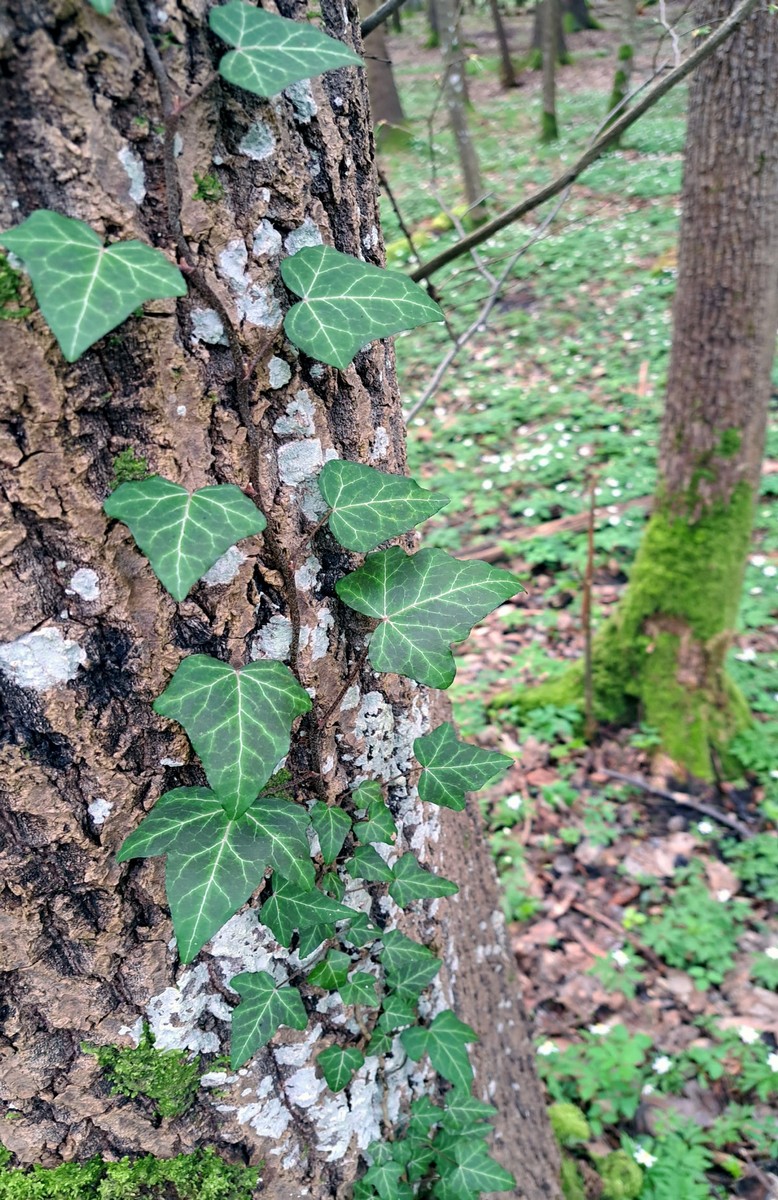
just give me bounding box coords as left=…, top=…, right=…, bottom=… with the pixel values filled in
left=440, top=1090, right=498, bottom=1135
left=117, top=788, right=312, bottom=962
left=400, top=1010, right=476, bottom=1092
left=281, top=245, right=443, bottom=369
left=310, top=800, right=351, bottom=864
left=339, top=972, right=378, bottom=1007
left=260, top=880, right=354, bottom=948
left=353, top=790, right=397, bottom=846
left=104, top=477, right=266, bottom=601
left=154, top=655, right=311, bottom=818
left=414, top=722, right=512, bottom=811
left=317, top=1045, right=365, bottom=1092
left=379, top=930, right=441, bottom=998
left=210, top=0, right=360, bottom=98
left=388, top=853, right=458, bottom=907
left=361, top=1161, right=411, bottom=1200
left=318, top=461, right=448, bottom=553
left=336, top=547, right=523, bottom=689
left=0, top=211, right=186, bottom=362
left=347, top=843, right=394, bottom=883
left=307, top=949, right=351, bottom=990
left=229, top=971, right=308, bottom=1068
left=437, top=1140, right=516, bottom=1196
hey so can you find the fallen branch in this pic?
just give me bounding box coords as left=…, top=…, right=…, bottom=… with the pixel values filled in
left=409, top=0, right=760, bottom=281
left=600, top=769, right=753, bottom=839
left=361, top=0, right=408, bottom=37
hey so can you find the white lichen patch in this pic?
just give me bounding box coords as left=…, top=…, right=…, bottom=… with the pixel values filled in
left=201, top=546, right=246, bottom=586
left=370, top=426, right=390, bottom=461
left=191, top=307, right=228, bottom=346
left=239, top=120, right=276, bottom=161
left=353, top=691, right=401, bottom=782
left=273, top=390, right=316, bottom=438
left=274, top=1024, right=323, bottom=1067
left=87, top=797, right=112, bottom=826
left=283, top=1067, right=326, bottom=1110
left=208, top=912, right=289, bottom=986
left=299, top=607, right=333, bottom=661
left=268, top=356, right=292, bottom=389
left=362, top=226, right=379, bottom=251
left=67, top=567, right=100, bottom=601
left=218, top=239, right=282, bottom=328
left=294, top=555, right=321, bottom=592
left=340, top=684, right=360, bottom=712
left=251, top=614, right=293, bottom=661
left=117, top=146, right=146, bottom=205
left=283, top=78, right=318, bottom=122
left=284, top=218, right=323, bottom=256
left=299, top=476, right=329, bottom=521
left=252, top=219, right=283, bottom=260
left=0, top=626, right=86, bottom=692
left=277, top=438, right=324, bottom=486
left=145, top=964, right=231, bottom=1053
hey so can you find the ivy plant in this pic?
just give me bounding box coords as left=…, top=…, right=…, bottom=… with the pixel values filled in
left=6, top=4, right=521, bottom=1195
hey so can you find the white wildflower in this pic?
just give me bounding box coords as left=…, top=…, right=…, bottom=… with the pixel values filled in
left=652, top=1056, right=672, bottom=1075
left=765, top=946, right=778, bottom=960
left=697, top=821, right=713, bottom=834
left=537, top=1041, right=558, bottom=1057
left=588, top=1023, right=611, bottom=1037
left=611, top=949, right=630, bottom=968
left=768, top=1052, right=778, bottom=1073
left=634, top=1148, right=657, bottom=1169
left=738, top=1027, right=760, bottom=1045
left=716, top=889, right=732, bottom=902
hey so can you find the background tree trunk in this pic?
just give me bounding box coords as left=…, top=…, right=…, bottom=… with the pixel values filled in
left=531, top=0, right=567, bottom=63
left=0, top=1, right=559, bottom=1196
left=588, top=0, right=778, bottom=775
left=541, top=0, right=559, bottom=140
left=438, top=0, right=487, bottom=218
left=604, top=0, right=636, bottom=141
left=487, top=0, right=519, bottom=88
left=362, top=0, right=411, bottom=147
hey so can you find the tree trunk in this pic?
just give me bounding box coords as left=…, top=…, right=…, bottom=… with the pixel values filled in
left=0, top=1, right=559, bottom=1196
left=541, top=0, right=559, bottom=140
left=426, top=0, right=441, bottom=48
left=487, top=0, right=519, bottom=88
left=531, top=0, right=568, bottom=64
left=604, top=0, right=637, bottom=141
left=563, top=0, right=599, bottom=31
left=438, top=0, right=487, bottom=218
left=362, top=0, right=411, bottom=148
left=505, top=0, right=778, bottom=778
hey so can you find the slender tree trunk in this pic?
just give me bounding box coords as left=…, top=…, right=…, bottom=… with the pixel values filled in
left=363, top=0, right=411, bottom=147
left=563, top=0, right=599, bottom=31
left=531, top=0, right=568, bottom=64
left=541, top=0, right=559, bottom=140
left=0, top=0, right=559, bottom=1195
left=507, top=0, right=778, bottom=778
left=487, top=0, right=519, bottom=87
left=427, top=0, right=441, bottom=47
left=438, top=0, right=487, bottom=218
left=604, top=0, right=637, bottom=141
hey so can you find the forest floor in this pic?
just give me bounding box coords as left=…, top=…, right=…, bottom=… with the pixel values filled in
left=380, top=4, right=778, bottom=1198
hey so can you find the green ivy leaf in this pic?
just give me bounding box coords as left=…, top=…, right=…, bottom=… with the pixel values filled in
left=377, top=993, right=417, bottom=1032
left=388, top=853, right=458, bottom=907
left=366, top=1028, right=393, bottom=1057
left=342, top=911, right=381, bottom=948
left=154, top=655, right=311, bottom=818
left=347, top=844, right=394, bottom=883
left=104, top=477, right=266, bottom=602
left=310, top=801, right=351, bottom=864
left=229, top=971, right=307, bottom=1068
left=409, top=1095, right=443, bottom=1133
left=379, top=930, right=441, bottom=998
left=118, top=789, right=310, bottom=962
left=318, top=461, right=448, bottom=553
left=317, top=1045, right=365, bottom=1092
left=414, top=723, right=512, bottom=812
left=307, top=949, right=351, bottom=990
left=210, top=0, right=361, bottom=98
left=362, top=1161, right=412, bottom=1200
left=0, top=211, right=186, bottom=362
left=441, top=1090, right=497, bottom=1136
left=322, top=870, right=346, bottom=900
left=261, top=880, right=354, bottom=948
left=298, top=925, right=331, bottom=959
left=436, top=1141, right=515, bottom=1196
left=401, top=1010, right=477, bottom=1092
left=336, top=547, right=522, bottom=688
left=281, top=246, right=443, bottom=369
left=88, top=0, right=115, bottom=12
left=339, top=972, right=379, bottom=1007
left=353, top=784, right=397, bottom=845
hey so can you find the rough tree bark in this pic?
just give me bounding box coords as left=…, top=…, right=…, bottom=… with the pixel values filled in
left=362, top=0, right=411, bottom=147
left=437, top=0, right=487, bottom=219
left=505, top=0, right=778, bottom=778
left=0, top=1, right=560, bottom=1197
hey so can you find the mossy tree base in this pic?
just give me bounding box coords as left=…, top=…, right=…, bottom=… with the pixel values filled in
left=492, top=489, right=755, bottom=779
left=540, top=110, right=559, bottom=142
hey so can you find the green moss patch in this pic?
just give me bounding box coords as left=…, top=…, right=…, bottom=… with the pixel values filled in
left=84, top=1025, right=199, bottom=1120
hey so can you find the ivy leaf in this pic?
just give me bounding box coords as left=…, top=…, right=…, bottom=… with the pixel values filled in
left=242, top=798, right=314, bottom=891
left=322, top=870, right=346, bottom=900
left=379, top=930, right=441, bottom=998
left=229, top=971, right=307, bottom=1069
left=88, top=0, right=115, bottom=12
left=342, top=911, right=380, bottom=948
left=318, top=461, right=448, bottom=553
left=388, top=853, right=458, bottom=907
left=298, top=925, right=331, bottom=959
left=307, top=949, right=351, bottom=990
left=347, top=844, right=394, bottom=883
left=154, top=655, right=311, bottom=818
left=366, top=1028, right=393, bottom=1057
left=437, top=1141, right=515, bottom=1196
left=353, top=784, right=397, bottom=845
left=377, top=993, right=417, bottom=1032
left=409, top=1095, right=443, bottom=1134
left=210, top=0, right=360, bottom=98
left=441, top=1090, right=498, bottom=1136
left=104, top=477, right=265, bottom=602
left=0, top=211, right=186, bottom=362
left=336, top=547, right=522, bottom=688
left=339, top=972, right=378, bottom=1007
left=414, top=723, right=512, bottom=811
left=401, top=1010, right=476, bottom=1092
left=281, top=246, right=443, bottom=370
left=362, top=1161, right=412, bottom=1200
left=119, top=789, right=274, bottom=962
left=261, top=880, right=354, bottom=948
left=317, top=1045, right=365, bottom=1092
left=310, top=801, right=351, bottom=864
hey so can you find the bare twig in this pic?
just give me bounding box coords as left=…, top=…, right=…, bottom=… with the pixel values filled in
left=361, top=0, right=408, bottom=37
left=409, top=0, right=760, bottom=281
left=582, top=480, right=596, bottom=740
left=600, top=769, right=753, bottom=838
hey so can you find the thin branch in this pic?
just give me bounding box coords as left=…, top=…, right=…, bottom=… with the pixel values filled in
left=409, top=0, right=760, bottom=282
left=361, top=0, right=408, bottom=37
left=600, top=769, right=753, bottom=839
